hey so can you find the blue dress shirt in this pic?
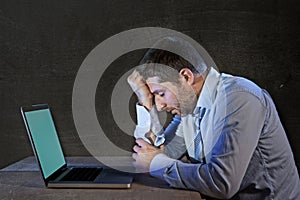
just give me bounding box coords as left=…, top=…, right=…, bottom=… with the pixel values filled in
left=135, top=68, right=300, bottom=199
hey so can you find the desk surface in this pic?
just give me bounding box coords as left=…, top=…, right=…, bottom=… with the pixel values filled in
left=0, top=157, right=204, bottom=200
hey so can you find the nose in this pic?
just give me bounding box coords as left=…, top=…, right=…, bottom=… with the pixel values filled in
left=155, top=96, right=167, bottom=111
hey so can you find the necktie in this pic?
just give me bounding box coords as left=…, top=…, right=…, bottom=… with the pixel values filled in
left=194, top=107, right=206, bottom=163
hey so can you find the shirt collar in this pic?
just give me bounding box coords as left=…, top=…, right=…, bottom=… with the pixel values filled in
left=193, top=67, right=220, bottom=113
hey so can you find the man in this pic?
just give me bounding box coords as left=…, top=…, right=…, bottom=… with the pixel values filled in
left=127, top=40, right=300, bottom=199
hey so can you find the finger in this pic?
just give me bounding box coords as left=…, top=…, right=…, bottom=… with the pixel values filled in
left=133, top=145, right=141, bottom=153
left=132, top=153, right=137, bottom=160
left=160, top=144, right=165, bottom=151
left=135, top=138, right=149, bottom=148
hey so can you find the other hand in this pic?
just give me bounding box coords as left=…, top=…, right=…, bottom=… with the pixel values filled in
left=132, top=138, right=165, bottom=173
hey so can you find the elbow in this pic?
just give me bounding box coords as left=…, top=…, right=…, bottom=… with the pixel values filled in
left=208, top=181, right=239, bottom=199
left=216, top=189, right=239, bottom=199
left=203, top=164, right=240, bottom=199
left=203, top=182, right=239, bottom=199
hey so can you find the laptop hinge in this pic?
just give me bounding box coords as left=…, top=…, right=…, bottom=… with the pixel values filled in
left=46, top=164, right=68, bottom=182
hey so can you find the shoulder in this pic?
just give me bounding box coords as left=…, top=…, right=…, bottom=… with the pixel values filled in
left=215, top=73, right=270, bottom=110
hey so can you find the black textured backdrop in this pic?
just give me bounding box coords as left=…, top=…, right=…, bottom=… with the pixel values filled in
left=0, top=0, right=299, bottom=170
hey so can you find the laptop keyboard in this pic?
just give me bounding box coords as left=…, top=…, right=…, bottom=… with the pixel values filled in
left=61, top=167, right=103, bottom=181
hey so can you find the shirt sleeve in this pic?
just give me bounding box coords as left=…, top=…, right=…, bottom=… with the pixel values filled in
left=150, top=91, right=267, bottom=199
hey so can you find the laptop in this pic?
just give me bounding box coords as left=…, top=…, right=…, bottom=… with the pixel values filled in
left=20, top=104, right=133, bottom=188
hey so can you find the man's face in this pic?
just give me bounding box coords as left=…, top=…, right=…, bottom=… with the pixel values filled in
left=146, top=76, right=197, bottom=116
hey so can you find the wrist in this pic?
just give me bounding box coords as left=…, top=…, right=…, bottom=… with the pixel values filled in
left=149, top=153, right=176, bottom=178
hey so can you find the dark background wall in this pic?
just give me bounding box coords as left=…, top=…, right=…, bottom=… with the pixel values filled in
left=0, top=0, right=299, bottom=170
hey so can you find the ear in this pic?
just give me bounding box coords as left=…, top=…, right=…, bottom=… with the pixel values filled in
left=179, top=68, right=195, bottom=85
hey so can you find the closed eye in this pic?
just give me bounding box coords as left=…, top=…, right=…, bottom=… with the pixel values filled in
left=158, top=92, right=164, bottom=97
left=153, top=90, right=165, bottom=97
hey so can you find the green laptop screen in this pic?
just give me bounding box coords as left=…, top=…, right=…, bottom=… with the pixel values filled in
left=25, top=108, right=65, bottom=179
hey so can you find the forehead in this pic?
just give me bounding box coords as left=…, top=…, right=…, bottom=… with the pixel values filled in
left=146, top=77, right=177, bottom=93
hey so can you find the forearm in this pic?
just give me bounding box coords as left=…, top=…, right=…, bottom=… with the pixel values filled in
left=150, top=154, right=241, bottom=199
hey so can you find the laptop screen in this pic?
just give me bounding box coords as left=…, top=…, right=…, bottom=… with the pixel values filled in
left=24, top=108, right=65, bottom=179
